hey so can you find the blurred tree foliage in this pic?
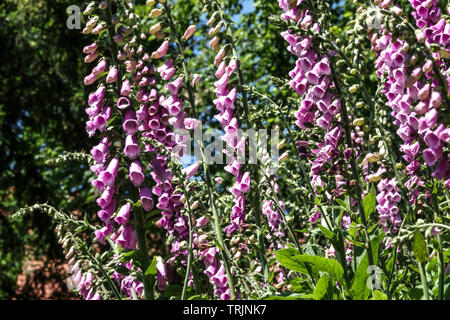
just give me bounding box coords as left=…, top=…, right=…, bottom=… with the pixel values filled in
left=0, top=0, right=93, bottom=298
left=0, top=0, right=350, bottom=298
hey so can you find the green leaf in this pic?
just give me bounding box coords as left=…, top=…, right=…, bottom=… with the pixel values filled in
left=263, top=294, right=315, bottom=300
left=318, top=225, right=335, bottom=240
left=413, top=231, right=428, bottom=265
left=276, top=249, right=343, bottom=281
left=351, top=232, right=384, bottom=300
left=363, top=185, right=376, bottom=221
left=372, top=290, right=388, bottom=300
left=187, top=294, right=210, bottom=300
left=276, top=249, right=313, bottom=275
left=145, top=256, right=158, bottom=276
left=408, top=287, right=424, bottom=300
left=335, top=198, right=349, bottom=211
left=313, top=274, right=330, bottom=300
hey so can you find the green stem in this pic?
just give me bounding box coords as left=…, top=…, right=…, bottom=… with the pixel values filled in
left=418, top=261, right=430, bottom=300
left=180, top=183, right=195, bottom=300
left=329, top=59, right=375, bottom=268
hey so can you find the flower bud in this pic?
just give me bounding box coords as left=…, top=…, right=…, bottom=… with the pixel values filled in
left=149, top=8, right=164, bottom=18
left=277, top=140, right=286, bottom=150
left=181, top=25, right=196, bottom=41
left=353, top=118, right=365, bottom=126
left=99, top=1, right=108, bottom=10
left=415, top=29, right=425, bottom=43
left=150, top=22, right=162, bottom=35
left=191, top=201, right=200, bottom=210
left=279, top=152, right=289, bottom=162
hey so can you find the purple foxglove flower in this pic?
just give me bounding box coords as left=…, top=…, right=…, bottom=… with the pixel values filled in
left=83, top=42, right=98, bottom=54
left=214, top=71, right=230, bottom=91
left=167, top=76, right=183, bottom=96
left=115, top=203, right=131, bottom=225
left=129, top=161, right=144, bottom=187
left=137, top=104, right=149, bottom=122
left=97, top=187, right=115, bottom=209
left=181, top=162, right=201, bottom=179
left=439, top=127, right=450, bottom=143
left=214, top=108, right=233, bottom=127
left=91, top=137, right=110, bottom=164
left=173, top=216, right=187, bottom=234
left=122, top=110, right=139, bottom=135
left=116, top=226, right=137, bottom=249
left=120, top=80, right=131, bottom=96
left=148, top=115, right=161, bottom=130
left=418, top=108, right=437, bottom=134
left=151, top=40, right=169, bottom=59
left=432, top=157, right=450, bottom=179
left=125, top=60, right=137, bottom=73
left=184, top=118, right=201, bottom=130
left=139, top=187, right=154, bottom=211
left=430, top=91, right=442, bottom=107
left=93, top=106, right=111, bottom=132
left=418, top=83, right=430, bottom=101
left=147, top=88, right=158, bottom=102
left=325, top=126, right=342, bottom=148
left=124, top=135, right=141, bottom=159
left=92, top=59, right=107, bottom=76
left=237, top=172, right=251, bottom=193
left=106, top=66, right=118, bottom=83
left=98, top=157, right=119, bottom=187
left=224, top=88, right=237, bottom=108
left=224, top=158, right=241, bottom=176
left=97, top=199, right=116, bottom=222
left=305, top=69, right=320, bottom=85
left=84, top=51, right=99, bottom=64
left=196, top=216, right=208, bottom=227
left=92, top=178, right=106, bottom=193
left=94, top=222, right=113, bottom=244
left=215, top=61, right=226, bottom=79
left=192, top=74, right=200, bottom=87
left=423, top=147, right=441, bottom=166
left=424, top=130, right=442, bottom=149
left=156, top=257, right=167, bottom=291
left=315, top=56, right=331, bottom=75
left=84, top=73, right=97, bottom=86
left=117, top=97, right=131, bottom=110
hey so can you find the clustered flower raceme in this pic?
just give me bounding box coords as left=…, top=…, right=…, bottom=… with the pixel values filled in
left=278, top=0, right=361, bottom=266
left=146, top=2, right=212, bottom=293
left=279, top=1, right=346, bottom=219
left=376, top=178, right=402, bottom=233
left=370, top=1, right=450, bottom=196
left=81, top=1, right=183, bottom=298
left=57, top=222, right=102, bottom=300
left=67, top=262, right=100, bottom=300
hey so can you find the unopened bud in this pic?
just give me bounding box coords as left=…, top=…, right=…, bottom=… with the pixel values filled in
left=279, top=152, right=289, bottom=162
left=353, top=118, right=365, bottom=126
left=150, top=22, right=162, bottom=35
left=149, top=8, right=164, bottom=18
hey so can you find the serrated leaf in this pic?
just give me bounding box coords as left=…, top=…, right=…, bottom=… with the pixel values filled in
left=276, top=249, right=343, bottom=281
